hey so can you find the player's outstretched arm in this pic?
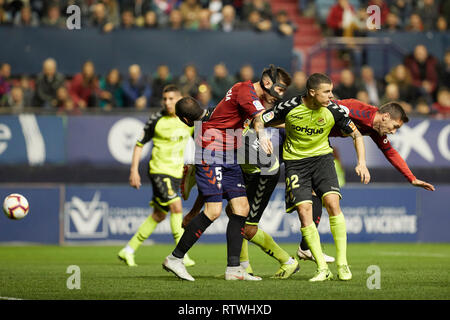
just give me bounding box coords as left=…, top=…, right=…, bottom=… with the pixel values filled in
left=129, top=145, right=143, bottom=189
left=350, top=129, right=371, bottom=184
left=411, top=179, right=435, bottom=191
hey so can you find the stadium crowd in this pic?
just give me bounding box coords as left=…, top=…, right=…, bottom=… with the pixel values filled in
left=0, top=0, right=448, bottom=118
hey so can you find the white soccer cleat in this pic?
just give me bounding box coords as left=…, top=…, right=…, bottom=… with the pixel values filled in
left=181, top=164, right=196, bottom=201
left=225, top=266, right=262, bottom=281
left=297, top=246, right=335, bottom=263
left=162, top=254, right=195, bottom=281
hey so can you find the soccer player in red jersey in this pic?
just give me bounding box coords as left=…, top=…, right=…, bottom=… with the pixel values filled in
left=162, top=65, right=291, bottom=281
left=296, top=99, right=435, bottom=262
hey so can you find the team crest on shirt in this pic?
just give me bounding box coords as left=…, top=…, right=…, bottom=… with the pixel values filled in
left=253, top=100, right=264, bottom=111
left=316, top=117, right=326, bottom=126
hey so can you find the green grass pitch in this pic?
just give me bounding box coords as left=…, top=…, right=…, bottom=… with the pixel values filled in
left=0, top=243, right=449, bottom=300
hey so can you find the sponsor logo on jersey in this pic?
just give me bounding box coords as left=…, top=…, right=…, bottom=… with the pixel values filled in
left=262, top=111, right=274, bottom=123
left=253, top=100, right=264, bottom=111
left=291, top=125, right=324, bottom=135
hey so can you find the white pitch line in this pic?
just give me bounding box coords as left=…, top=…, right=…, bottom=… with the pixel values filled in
left=0, top=296, right=23, bottom=300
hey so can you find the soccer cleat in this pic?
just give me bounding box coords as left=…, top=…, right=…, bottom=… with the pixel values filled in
left=181, top=164, right=196, bottom=201
left=162, top=254, right=195, bottom=281
left=240, top=261, right=254, bottom=276
left=118, top=248, right=137, bottom=267
left=225, top=266, right=262, bottom=281
left=309, top=268, right=334, bottom=282
left=297, top=246, right=335, bottom=263
left=337, top=264, right=352, bottom=281
left=271, top=258, right=300, bottom=279
left=183, top=253, right=196, bottom=267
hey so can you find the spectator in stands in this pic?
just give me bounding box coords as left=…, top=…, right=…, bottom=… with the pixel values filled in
left=0, top=62, right=11, bottom=101
left=389, top=0, right=413, bottom=28
left=244, top=9, right=272, bottom=32
left=89, top=2, right=115, bottom=33
left=436, top=16, right=447, bottom=32
left=177, top=64, right=203, bottom=97
left=41, top=3, right=65, bottom=28
left=380, top=83, right=400, bottom=104
left=356, top=90, right=371, bottom=104
left=404, top=44, right=439, bottom=104
left=357, top=65, right=383, bottom=106
left=333, top=68, right=359, bottom=100
left=0, top=0, right=12, bottom=24
left=121, top=9, right=136, bottom=29
left=242, top=0, right=273, bottom=22
left=326, top=0, right=356, bottom=36
left=217, top=4, right=241, bottom=32
left=414, top=98, right=431, bottom=116
left=18, top=75, right=33, bottom=107
left=385, top=64, right=419, bottom=106
left=432, top=87, right=450, bottom=118
left=236, top=64, right=256, bottom=82
left=438, top=50, right=450, bottom=89
left=152, top=0, right=174, bottom=27
left=102, top=0, right=121, bottom=27
left=209, top=0, right=223, bottom=27
left=198, top=8, right=214, bottom=30
left=179, top=0, right=202, bottom=29
left=69, top=60, right=100, bottom=109
left=99, top=68, right=124, bottom=110
left=385, top=12, right=401, bottom=32
left=284, top=70, right=306, bottom=100
left=122, top=64, right=151, bottom=109
left=417, top=0, right=439, bottom=32
left=34, top=58, right=65, bottom=108
left=149, top=64, right=173, bottom=108
left=197, top=82, right=215, bottom=108
left=0, top=86, right=25, bottom=111
left=405, top=13, right=423, bottom=32
left=56, top=86, right=77, bottom=114
left=208, top=62, right=234, bottom=104
left=168, top=9, right=183, bottom=30
left=121, top=0, right=153, bottom=19
left=13, top=5, right=39, bottom=27
left=143, top=10, right=159, bottom=28
left=273, top=10, right=296, bottom=36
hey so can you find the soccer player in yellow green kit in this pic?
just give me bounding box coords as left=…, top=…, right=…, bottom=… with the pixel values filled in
left=260, top=73, right=371, bottom=281
left=118, top=84, right=195, bottom=267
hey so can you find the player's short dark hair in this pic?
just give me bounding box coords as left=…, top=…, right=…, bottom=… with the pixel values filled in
left=306, top=73, right=332, bottom=92
left=162, top=84, right=181, bottom=94
left=261, top=65, right=292, bottom=87
left=379, top=102, right=409, bottom=123
left=175, top=96, right=203, bottom=121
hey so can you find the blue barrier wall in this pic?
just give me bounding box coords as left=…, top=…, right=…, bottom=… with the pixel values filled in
left=1, top=114, right=448, bottom=168
left=0, top=27, right=293, bottom=77
left=1, top=184, right=449, bottom=243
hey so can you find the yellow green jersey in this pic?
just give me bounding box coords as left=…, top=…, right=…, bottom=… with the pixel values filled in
left=137, top=111, right=194, bottom=178
left=260, top=96, right=357, bottom=160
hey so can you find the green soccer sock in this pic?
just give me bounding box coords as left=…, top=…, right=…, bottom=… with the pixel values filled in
left=301, top=223, right=327, bottom=269
left=170, top=212, right=184, bottom=245
left=240, top=238, right=249, bottom=262
left=250, top=228, right=291, bottom=264
left=128, top=215, right=159, bottom=252
left=329, top=212, right=348, bottom=266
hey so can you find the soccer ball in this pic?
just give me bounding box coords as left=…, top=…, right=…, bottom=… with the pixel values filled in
left=3, top=194, right=29, bottom=220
